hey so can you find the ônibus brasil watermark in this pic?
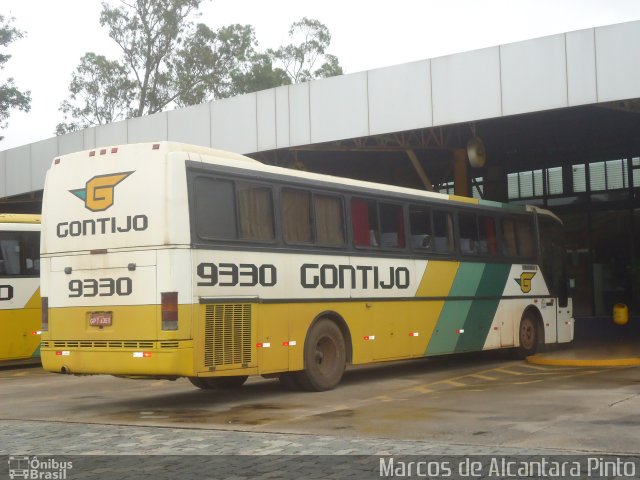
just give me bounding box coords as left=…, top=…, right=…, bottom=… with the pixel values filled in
left=8, top=456, right=72, bottom=480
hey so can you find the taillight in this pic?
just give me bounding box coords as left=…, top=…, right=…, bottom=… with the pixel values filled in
left=161, top=292, right=178, bottom=330
left=41, top=297, right=49, bottom=331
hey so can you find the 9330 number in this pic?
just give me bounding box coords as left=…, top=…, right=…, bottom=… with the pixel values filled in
left=68, top=277, right=132, bottom=298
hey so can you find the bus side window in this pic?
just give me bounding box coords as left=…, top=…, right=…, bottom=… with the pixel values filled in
left=351, top=198, right=378, bottom=247
left=314, top=194, right=345, bottom=246
left=515, top=219, right=535, bottom=258
left=237, top=183, right=275, bottom=242
left=433, top=210, right=454, bottom=253
left=282, top=188, right=312, bottom=244
left=478, top=216, right=498, bottom=254
left=502, top=218, right=518, bottom=256
left=409, top=205, right=433, bottom=250
left=458, top=212, right=479, bottom=255
left=502, top=217, right=534, bottom=258
left=379, top=203, right=405, bottom=248
left=22, top=232, right=40, bottom=275
left=193, top=177, right=237, bottom=240
left=0, top=236, right=21, bottom=275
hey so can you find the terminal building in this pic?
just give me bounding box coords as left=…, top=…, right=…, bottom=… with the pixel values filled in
left=1, top=20, right=639, bottom=319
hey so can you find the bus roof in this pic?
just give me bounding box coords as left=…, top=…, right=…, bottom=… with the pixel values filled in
left=53, top=141, right=560, bottom=220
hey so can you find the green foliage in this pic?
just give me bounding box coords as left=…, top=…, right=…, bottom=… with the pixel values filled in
left=229, top=53, right=291, bottom=97
left=56, top=1, right=343, bottom=133
left=56, top=53, right=136, bottom=135
left=270, top=17, right=343, bottom=84
left=0, top=15, right=31, bottom=136
left=173, top=23, right=261, bottom=104
left=99, top=0, right=204, bottom=117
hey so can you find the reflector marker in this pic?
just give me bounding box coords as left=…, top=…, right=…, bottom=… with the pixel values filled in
left=456, top=329, right=465, bottom=334
left=409, top=332, right=419, bottom=337
left=55, top=351, right=70, bottom=356
left=364, top=335, right=375, bottom=341
left=256, top=342, right=271, bottom=348
left=282, top=341, right=297, bottom=347
left=31, top=331, right=42, bottom=335
left=133, top=352, right=152, bottom=358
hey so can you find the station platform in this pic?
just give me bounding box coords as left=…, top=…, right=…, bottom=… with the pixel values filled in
left=527, top=316, right=640, bottom=367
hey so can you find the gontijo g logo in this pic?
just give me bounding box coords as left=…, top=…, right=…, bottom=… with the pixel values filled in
left=69, top=172, right=133, bottom=212
left=515, top=271, right=536, bottom=294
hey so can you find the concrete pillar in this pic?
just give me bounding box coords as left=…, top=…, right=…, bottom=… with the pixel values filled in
left=453, top=148, right=469, bottom=197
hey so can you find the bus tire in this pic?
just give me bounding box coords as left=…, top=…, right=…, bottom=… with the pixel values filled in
left=294, top=318, right=346, bottom=392
left=188, top=375, right=248, bottom=390
left=516, top=311, right=540, bottom=359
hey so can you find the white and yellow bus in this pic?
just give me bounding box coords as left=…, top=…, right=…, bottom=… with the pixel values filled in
left=0, top=214, right=41, bottom=363
left=40, top=142, right=573, bottom=390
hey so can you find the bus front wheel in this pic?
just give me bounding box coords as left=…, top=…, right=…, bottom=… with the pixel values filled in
left=188, top=375, right=248, bottom=390
left=516, top=312, right=540, bottom=359
left=295, top=318, right=346, bottom=392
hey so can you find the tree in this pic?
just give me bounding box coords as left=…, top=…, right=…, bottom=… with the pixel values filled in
left=0, top=15, right=31, bottom=139
left=57, top=0, right=263, bottom=131
left=56, top=53, right=136, bottom=135
left=56, top=4, right=344, bottom=133
left=270, top=17, right=343, bottom=84
left=58, top=0, right=212, bottom=131
left=228, top=53, right=291, bottom=97
left=99, top=0, right=205, bottom=117
left=172, top=23, right=263, bottom=105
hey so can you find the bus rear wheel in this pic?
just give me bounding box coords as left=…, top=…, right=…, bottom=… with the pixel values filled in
left=188, top=375, right=248, bottom=389
left=294, top=318, right=346, bottom=392
left=516, top=312, right=540, bottom=359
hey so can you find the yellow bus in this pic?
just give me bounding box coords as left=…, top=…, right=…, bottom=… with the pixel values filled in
left=0, top=214, right=41, bottom=363
left=40, top=142, right=573, bottom=391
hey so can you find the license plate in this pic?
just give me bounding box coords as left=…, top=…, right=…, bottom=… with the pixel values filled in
left=89, top=312, right=112, bottom=327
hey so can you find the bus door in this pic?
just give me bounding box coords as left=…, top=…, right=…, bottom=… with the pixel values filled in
left=539, top=218, right=572, bottom=343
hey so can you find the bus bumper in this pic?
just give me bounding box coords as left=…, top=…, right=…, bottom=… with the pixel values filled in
left=40, top=342, right=194, bottom=377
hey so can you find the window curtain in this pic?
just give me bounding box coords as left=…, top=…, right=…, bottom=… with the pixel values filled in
left=238, top=186, right=274, bottom=241
left=282, top=189, right=312, bottom=243
left=315, top=195, right=345, bottom=245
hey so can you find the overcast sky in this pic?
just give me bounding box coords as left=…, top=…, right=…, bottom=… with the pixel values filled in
left=2, top=0, right=640, bottom=151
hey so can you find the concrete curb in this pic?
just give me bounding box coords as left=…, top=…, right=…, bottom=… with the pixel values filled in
left=526, top=354, right=640, bottom=367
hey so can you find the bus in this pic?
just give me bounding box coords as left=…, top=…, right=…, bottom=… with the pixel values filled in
left=0, top=214, right=41, bottom=364
left=40, top=142, right=573, bottom=391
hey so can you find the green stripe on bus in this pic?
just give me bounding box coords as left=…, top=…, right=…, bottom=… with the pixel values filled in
left=454, top=263, right=512, bottom=352
left=425, top=263, right=485, bottom=355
